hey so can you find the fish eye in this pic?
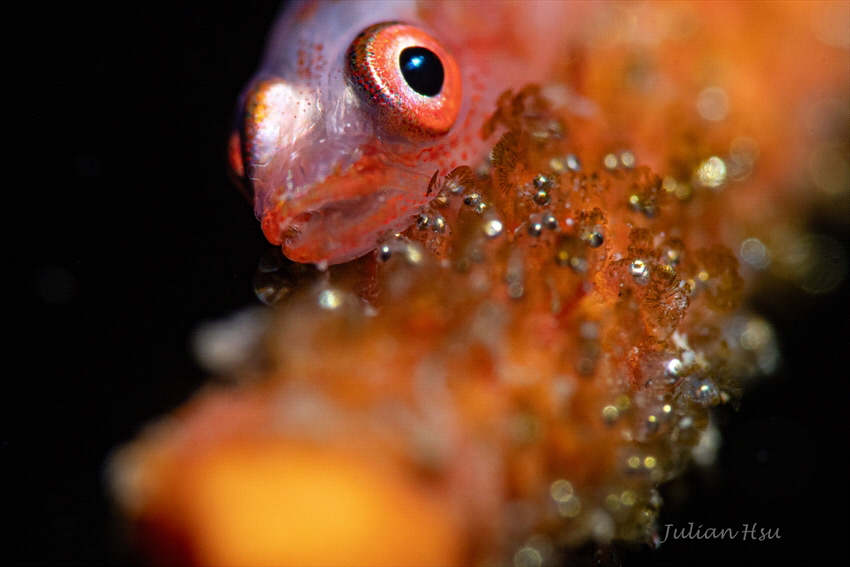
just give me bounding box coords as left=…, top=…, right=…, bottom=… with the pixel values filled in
left=346, top=22, right=462, bottom=139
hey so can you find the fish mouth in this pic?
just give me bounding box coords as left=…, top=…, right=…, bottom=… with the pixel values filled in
left=255, top=141, right=436, bottom=265
left=263, top=186, right=427, bottom=265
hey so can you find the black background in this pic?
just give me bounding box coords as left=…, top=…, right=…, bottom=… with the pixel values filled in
left=4, top=3, right=847, bottom=566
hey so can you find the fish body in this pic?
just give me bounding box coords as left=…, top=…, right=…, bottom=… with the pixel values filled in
left=230, top=0, right=585, bottom=264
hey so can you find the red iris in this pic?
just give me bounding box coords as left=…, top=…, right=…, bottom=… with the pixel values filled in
left=346, top=22, right=462, bottom=139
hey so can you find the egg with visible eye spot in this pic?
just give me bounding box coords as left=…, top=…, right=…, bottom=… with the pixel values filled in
left=229, top=0, right=589, bottom=265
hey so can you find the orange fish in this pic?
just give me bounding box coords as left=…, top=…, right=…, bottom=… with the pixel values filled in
left=228, top=0, right=594, bottom=264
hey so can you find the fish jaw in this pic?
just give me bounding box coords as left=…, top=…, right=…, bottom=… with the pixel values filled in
left=259, top=150, right=433, bottom=265
left=236, top=76, right=431, bottom=265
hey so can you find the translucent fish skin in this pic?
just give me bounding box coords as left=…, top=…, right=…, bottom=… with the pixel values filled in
left=230, top=0, right=586, bottom=264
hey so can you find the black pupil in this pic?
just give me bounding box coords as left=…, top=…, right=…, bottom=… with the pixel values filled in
left=399, top=47, right=444, bottom=97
